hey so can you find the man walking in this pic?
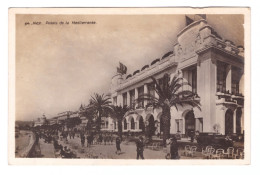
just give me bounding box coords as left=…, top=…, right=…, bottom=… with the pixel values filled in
left=136, top=136, right=144, bottom=159
left=80, top=133, right=85, bottom=147
left=115, top=136, right=121, bottom=155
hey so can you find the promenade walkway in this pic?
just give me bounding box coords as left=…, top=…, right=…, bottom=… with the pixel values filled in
left=39, top=138, right=55, bottom=158
left=57, top=136, right=203, bottom=159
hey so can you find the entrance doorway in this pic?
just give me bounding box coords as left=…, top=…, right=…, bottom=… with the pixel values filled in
left=138, top=116, right=145, bottom=133
left=146, top=115, right=156, bottom=137
left=185, top=111, right=195, bottom=137
left=236, top=108, right=242, bottom=134
left=225, top=109, right=234, bottom=135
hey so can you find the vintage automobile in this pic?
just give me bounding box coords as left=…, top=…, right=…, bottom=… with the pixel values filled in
left=196, top=132, right=233, bottom=148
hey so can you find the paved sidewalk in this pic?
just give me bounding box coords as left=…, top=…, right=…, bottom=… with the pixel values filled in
left=39, top=138, right=55, bottom=158
left=57, top=137, right=203, bottom=159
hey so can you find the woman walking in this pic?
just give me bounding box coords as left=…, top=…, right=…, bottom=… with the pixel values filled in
left=170, top=136, right=179, bottom=159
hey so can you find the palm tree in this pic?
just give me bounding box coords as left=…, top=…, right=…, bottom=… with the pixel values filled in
left=87, top=93, right=112, bottom=132
left=137, top=72, right=201, bottom=145
left=111, top=105, right=130, bottom=139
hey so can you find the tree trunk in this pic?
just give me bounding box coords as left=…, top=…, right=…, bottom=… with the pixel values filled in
left=118, top=119, right=123, bottom=139
left=162, top=106, right=171, bottom=146
left=96, top=113, right=102, bottom=132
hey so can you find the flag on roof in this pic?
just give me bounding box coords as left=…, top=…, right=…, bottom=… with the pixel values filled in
left=117, top=62, right=127, bottom=74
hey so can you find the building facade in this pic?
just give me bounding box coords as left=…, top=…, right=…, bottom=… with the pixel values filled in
left=33, top=114, right=47, bottom=127
left=107, top=16, right=244, bottom=136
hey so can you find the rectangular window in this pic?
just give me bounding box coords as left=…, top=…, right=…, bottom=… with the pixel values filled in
left=123, top=93, right=127, bottom=106
left=176, top=120, right=180, bottom=132
left=137, top=86, right=144, bottom=108
left=113, top=96, right=117, bottom=106
left=176, top=119, right=183, bottom=134
left=232, top=67, right=241, bottom=95
left=130, top=89, right=135, bottom=109
left=191, top=68, right=197, bottom=93
left=217, top=61, right=227, bottom=92
left=183, top=66, right=197, bottom=93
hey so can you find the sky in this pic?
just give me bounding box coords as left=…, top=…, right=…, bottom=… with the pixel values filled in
left=15, top=14, right=244, bottom=121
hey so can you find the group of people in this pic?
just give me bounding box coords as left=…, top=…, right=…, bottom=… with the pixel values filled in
left=60, top=130, right=76, bottom=142
left=114, top=135, right=145, bottom=159
left=115, top=135, right=179, bottom=160
left=53, top=138, right=77, bottom=158
left=96, top=133, right=114, bottom=145
left=80, top=133, right=115, bottom=147
left=33, top=127, right=180, bottom=159
left=33, top=129, right=59, bottom=144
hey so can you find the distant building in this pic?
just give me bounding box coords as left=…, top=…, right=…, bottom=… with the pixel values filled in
left=107, top=15, right=244, bottom=136
left=34, top=114, right=47, bottom=127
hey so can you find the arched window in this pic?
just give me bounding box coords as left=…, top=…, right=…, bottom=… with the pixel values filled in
left=114, top=121, right=117, bottom=129
left=139, top=116, right=145, bottom=132
left=124, top=118, right=127, bottom=130
left=185, top=111, right=195, bottom=136
left=131, top=118, right=135, bottom=130
left=225, top=109, right=234, bottom=135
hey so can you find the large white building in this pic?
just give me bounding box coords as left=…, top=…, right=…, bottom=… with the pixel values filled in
left=105, top=15, right=244, bottom=136
left=33, top=114, right=47, bottom=127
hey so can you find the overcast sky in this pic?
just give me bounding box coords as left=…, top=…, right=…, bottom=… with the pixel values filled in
left=15, top=14, right=244, bottom=121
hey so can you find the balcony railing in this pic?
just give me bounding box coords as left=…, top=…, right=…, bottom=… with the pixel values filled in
left=216, top=90, right=244, bottom=106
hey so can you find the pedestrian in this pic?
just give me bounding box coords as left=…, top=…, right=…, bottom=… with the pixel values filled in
left=170, top=136, right=179, bottom=159
left=69, top=132, right=72, bottom=139
left=81, top=134, right=85, bottom=147
left=165, top=138, right=171, bottom=159
left=115, top=136, right=121, bottom=155
left=99, top=134, right=103, bottom=145
left=72, top=131, right=75, bottom=139
left=110, top=134, right=113, bottom=145
left=87, top=135, right=92, bottom=147
left=136, top=136, right=144, bottom=159
left=190, top=130, right=194, bottom=143
left=104, top=134, right=107, bottom=145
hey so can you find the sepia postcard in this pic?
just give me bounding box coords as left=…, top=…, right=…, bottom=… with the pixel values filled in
left=8, top=8, right=250, bottom=165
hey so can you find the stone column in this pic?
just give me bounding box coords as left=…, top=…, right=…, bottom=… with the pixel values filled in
left=239, top=74, right=244, bottom=95
left=226, top=65, right=232, bottom=93
left=220, top=108, right=226, bottom=135
left=233, top=109, right=237, bottom=133
left=144, top=84, right=148, bottom=106
left=135, top=88, right=138, bottom=109
left=127, top=91, right=130, bottom=106
left=241, top=108, right=244, bottom=134
left=158, top=122, right=160, bottom=133
left=117, top=94, right=123, bottom=107
left=195, top=118, right=200, bottom=132
left=198, top=57, right=217, bottom=132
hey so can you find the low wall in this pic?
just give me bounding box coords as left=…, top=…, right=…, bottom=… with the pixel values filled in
left=20, top=131, right=36, bottom=158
